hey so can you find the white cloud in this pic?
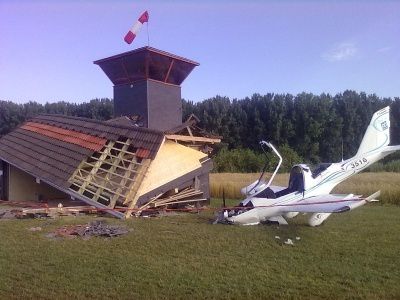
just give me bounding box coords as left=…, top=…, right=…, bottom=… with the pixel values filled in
left=377, top=46, right=392, bottom=53
left=322, top=42, right=358, bottom=62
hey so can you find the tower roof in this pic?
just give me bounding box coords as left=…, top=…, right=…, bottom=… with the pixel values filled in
left=94, top=46, right=199, bottom=86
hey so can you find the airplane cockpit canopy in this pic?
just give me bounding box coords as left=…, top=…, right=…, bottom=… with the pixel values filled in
left=310, top=163, right=332, bottom=178
left=288, top=166, right=305, bottom=192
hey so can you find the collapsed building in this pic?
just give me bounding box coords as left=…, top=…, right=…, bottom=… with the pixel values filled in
left=0, top=47, right=221, bottom=218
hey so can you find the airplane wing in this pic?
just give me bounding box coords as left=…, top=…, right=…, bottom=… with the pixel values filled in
left=277, top=191, right=380, bottom=213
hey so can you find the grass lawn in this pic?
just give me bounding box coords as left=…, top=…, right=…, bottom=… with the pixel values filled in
left=0, top=203, right=399, bottom=299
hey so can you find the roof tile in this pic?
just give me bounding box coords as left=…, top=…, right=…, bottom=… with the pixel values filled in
left=0, top=114, right=165, bottom=191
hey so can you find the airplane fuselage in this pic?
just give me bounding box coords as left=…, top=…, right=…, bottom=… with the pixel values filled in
left=226, top=148, right=394, bottom=225
left=223, top=106, right=399, bottom=226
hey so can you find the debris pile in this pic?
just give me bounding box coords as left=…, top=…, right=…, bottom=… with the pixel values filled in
left=137, top=187, right=206, bottom=214
left=0, top=206, right=99, bottom=220
left=48, top=220, right=129, bottom=239
left=0, top=209, right=22, bottom=219
left=275, top=235, right=301, bottom=246
left=22, top=205, right=98, bottom=218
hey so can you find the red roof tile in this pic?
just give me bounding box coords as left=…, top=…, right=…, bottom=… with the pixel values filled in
left=21, top=122, right=107, bottom=152
left=136, top=148, right=151, bottom=159
left=32, top=114, right=164, bottom=158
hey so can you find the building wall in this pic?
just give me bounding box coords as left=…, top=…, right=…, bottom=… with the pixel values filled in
left=113, top=79, right=182, bottom=131
left=0, top=160, right=5, bottom=200
left=114, top=81, right=148, bottom=126
left=197, top=172, right=210, bottom=199
left=147, top=80, right=182, bottom=131
left=8, top=165, right=67, bottom=202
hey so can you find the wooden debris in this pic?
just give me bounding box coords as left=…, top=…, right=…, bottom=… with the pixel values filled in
left=165, top=134, right=221, bottom=144
left=137, top=188, right=207, bottom=217
left=21, top=205, right=97, bottom=218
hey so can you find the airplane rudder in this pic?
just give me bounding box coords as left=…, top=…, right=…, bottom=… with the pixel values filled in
left=356, top=106, right=391, bottom=156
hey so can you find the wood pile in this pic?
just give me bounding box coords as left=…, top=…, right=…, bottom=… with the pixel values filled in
left=137, top=188, right=207, bottom=214
left=0, top=201, right=97, bottom=219
left=21, top=206, right=97, bottom=218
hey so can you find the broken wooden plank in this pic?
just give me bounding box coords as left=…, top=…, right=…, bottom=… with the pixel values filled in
left=21, top=205, right=97, bottom=216
left=152, top=198, right=208, bottom=207
left=165, top=134, right=221, bottom=144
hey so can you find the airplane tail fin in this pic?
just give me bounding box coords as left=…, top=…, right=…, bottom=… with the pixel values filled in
left=356, top=106, right=391, bottom=156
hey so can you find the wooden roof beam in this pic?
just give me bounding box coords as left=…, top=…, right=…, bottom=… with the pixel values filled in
left=164, top=59, right=175, bottom=83
left=165, top=134, right=221, bottom=144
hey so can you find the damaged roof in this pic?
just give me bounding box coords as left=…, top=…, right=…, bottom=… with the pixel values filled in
left=32, top=114, right=163, bottom=155
left=0, top=114, right=164, bottom=190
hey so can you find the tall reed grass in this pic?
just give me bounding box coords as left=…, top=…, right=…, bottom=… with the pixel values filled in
left=210, top=172, right=400, bottom=205
left=366, top=160, right=400, bottom=172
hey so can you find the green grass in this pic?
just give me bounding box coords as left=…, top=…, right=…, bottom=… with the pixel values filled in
left=1, top=204, right=400, bottom=299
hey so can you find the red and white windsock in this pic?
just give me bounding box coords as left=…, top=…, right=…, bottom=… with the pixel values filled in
left=124, top=11, right=149, bottom=44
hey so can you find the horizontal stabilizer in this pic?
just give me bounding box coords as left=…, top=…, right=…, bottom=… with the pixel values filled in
left=278, top=194, right=364, bottom=213
left=279, top=191, right=380, bottom=214
left=334, top=190, right=380, bottom=211
left=365, top=190, right=381, bottom=202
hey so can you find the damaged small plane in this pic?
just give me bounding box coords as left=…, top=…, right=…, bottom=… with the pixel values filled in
left=217, top=106, right=400, bottom=226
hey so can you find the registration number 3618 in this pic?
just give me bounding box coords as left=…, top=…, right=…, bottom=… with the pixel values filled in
left=351, top=158, right=368, bottom=169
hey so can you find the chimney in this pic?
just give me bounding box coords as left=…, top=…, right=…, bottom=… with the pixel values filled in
left=94, top=47, right=199, bottom=131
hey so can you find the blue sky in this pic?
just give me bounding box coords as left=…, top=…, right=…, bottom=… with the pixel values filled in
left=0, top=0, right=399, bottom=103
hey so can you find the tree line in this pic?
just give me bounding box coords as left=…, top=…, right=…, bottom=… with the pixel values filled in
left=183, top=91, right=400, bottom=164
left=0, top=98, right=113, bottom=137
left=1, top=91, right=400, bottom=169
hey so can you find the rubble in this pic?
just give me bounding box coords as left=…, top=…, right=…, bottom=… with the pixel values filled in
left=284, top=238, right=294, bottom=245
left=0, top=205, right=99, bottom=220
left=22, top=206, right=98, bottom=218
left=0, top=209, right=22, bottom=219
left=47, top=220, right=129, bottom=239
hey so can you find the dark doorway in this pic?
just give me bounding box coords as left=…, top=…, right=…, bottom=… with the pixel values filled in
left=0, top=161, right=8, bottom=200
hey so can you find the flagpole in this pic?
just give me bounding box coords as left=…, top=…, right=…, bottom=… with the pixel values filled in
left=146, top=22, right=150, bottom=46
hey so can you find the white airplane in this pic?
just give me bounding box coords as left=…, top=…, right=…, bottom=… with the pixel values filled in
left=217, top=106, right=400, bottom=226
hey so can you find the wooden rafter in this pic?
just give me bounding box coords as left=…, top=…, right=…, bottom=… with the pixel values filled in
left=164, top=59, right=175, bottom=83
left=187, top=126, right=194, bottom=137
left=94, top=140, right=130, bottom=199
left=154, top=198, right=207, bottom=207
left=121, top=58, right=133, bottom=84
left=81, top=163, right=137, bottom=181
left=165, top=134, right=221, bottom=144
left=78, top=169, right=129, bottom=189
left=78, top=142, right=115, bottom=194
left=73, top=174, right=129, bottom=200
left=68, top=138, right=147, bottom=209
left=109, top=155, right=140, bottom=208
left=125, top=159, right=152, bottom=218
